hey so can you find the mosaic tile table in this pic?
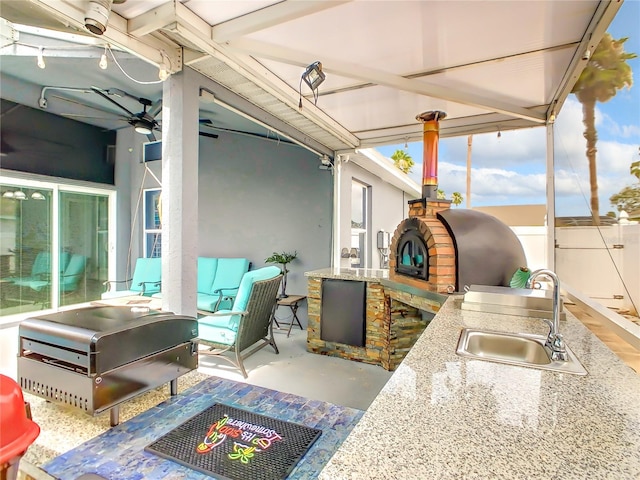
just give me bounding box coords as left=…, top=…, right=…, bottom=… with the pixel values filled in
left=42, top=376, right=364, bottom=480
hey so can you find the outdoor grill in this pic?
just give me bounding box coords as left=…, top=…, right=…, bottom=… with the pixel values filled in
left=17, top=305, right=198, bottom=426
left=389, top=111, right=527, bottom=294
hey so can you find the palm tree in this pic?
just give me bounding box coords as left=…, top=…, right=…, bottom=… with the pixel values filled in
left=390, top=149, right=414, bottom=174
left=451, top=192, right=463, bottom=207
left=632, top=157, right=640, bottom=182
left=436, top=189, right=446, bottom=200
left=571, top=33, right=636, bottom=226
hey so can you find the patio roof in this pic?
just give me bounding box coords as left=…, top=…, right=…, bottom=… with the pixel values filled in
left=0, top=0, right=621, bottom=156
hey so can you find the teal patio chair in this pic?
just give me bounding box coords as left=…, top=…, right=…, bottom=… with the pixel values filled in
left=12, top=254, right=86, bottom=307
left=102, top=257, right=162, bottom=299
left=59, top=254, right=87, bottom=293
left=3, top=251, right=70, bottom=284
left=197, top=266, right=282, bottom=378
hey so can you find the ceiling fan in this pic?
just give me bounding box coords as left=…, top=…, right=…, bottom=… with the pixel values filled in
left=45, top=86, right=218, bottom=141
left=89, top=86, right=161, bottom=139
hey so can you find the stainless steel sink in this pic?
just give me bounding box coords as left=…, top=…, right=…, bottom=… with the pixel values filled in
left=456, top=328, right=587, bottom=375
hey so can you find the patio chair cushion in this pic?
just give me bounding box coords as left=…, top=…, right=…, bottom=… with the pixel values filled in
left=198, top=309, right=237, bottom=331
left=130, top=257, right=161, bottom=295
left=210, top=258, right=250, bottom=294
left=102, top=257, right=161, bottom=299
left=197, top=322, right=237, bottom=346
left=197, top=257, right=218, bottom=293
left=196, top=293, right=223, bottom=312
left=234, top=266, right=282, bottom=312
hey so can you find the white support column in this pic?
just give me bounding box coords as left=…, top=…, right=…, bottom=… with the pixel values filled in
left=332, top=156, right=342, bottom=269
left=546, top=122, right=556, bottom=271
left=161, top=68, right=199, bottom=317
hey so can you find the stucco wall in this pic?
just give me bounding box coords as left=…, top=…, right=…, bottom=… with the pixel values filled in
left=339, top=161, right=413, bottom=270
left=123, top=128, right=332, bottom=323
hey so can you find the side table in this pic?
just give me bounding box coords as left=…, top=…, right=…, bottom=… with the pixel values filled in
left=272, top=294, right=306, bottom=337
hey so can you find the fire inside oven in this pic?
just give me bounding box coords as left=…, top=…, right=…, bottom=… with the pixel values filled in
left=396, top=227, right=429, bottom=280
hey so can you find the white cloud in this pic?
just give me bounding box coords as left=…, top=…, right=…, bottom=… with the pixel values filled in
left=389, top=96, right=638, bottom=215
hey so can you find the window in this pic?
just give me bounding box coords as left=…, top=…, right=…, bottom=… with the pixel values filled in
left=144, top=189, right=162, bottom=258
left=351, top=180, right=371, bottom=268
left=1, top=180, right=112, bottom=317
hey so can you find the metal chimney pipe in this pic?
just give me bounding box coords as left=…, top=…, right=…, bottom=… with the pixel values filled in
left=416, top=110, right=447, bottom=199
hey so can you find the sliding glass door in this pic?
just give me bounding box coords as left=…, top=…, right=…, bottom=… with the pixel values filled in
left=0, top=179, right=113, bottom=317
left=59, top=191, right=109, bottom=307
left=0, top=185, right=52, bottom=315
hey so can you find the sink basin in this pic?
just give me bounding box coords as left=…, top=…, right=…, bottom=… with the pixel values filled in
left=456, top=328, right=587, bottom=375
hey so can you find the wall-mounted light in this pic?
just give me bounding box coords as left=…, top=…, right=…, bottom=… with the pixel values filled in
left=299, top=61, right=326, bottom=108
left=302, top=61, right=325, bottom=91
left=37, top=47, right=45, bottom=69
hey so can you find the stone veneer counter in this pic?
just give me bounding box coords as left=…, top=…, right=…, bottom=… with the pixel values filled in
left=305, top=268, right=440, bottom=370
left=304, top=267, right=390, bottom=282
left=319, top=295, right=640, bottom=479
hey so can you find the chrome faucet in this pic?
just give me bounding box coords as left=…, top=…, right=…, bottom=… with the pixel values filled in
left=525, top=269, right=568, bottom=361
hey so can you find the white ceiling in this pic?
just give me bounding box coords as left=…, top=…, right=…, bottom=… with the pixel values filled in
left=0, top=0, right=622, bottom=155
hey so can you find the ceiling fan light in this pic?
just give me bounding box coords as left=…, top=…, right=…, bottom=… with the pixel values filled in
left=13, top=191, right=27, bottom=200
left=134, top=120, right=153, bottom=135
left=2, top=191, right=15, bottom=198
left=31, top=192, right=46, bottom=200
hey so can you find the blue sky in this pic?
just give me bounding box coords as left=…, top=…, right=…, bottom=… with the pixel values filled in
left=376, top=1, right=640, bottom=218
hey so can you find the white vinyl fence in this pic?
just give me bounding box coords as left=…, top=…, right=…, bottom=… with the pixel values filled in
left=512, top=224, right=639, bottom=315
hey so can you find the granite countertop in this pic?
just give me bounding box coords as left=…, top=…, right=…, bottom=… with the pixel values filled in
left=319, top=296, right=640, bottom=479
left=305, top=267, right=389, bottom=282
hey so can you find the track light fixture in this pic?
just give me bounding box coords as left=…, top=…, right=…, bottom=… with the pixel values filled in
left=37, top=47, right=45, bottom=69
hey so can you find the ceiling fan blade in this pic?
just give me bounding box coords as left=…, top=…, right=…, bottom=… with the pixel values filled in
left=90, top=86, right=136, bottom=117
left=199, top=131, right=219, bottom=139
left=61, top=113, right=129, bottom=121
left=146, top=131, right=157, bottom=142
left=148, top=99, right=162, bottom=118
left=104, top=88, right=153, bottom=107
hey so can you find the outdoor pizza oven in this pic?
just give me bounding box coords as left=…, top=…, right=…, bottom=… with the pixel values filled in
left=389, top=111, right=527, bottom=293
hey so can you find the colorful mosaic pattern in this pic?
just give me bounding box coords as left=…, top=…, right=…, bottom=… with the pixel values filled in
left=43, top=377, right=363, bottom=480
left=146, top=403, right=321, bottom=479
